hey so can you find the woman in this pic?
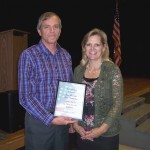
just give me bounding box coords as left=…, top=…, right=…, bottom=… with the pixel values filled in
left=73, top=28, right=123, bottom=150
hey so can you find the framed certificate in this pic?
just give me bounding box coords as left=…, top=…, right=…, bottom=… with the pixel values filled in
left=54, top=80, right=86, bottom=120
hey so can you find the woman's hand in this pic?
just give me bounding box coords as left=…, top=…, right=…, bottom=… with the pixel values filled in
left=85, top=123, right=110, bottom=140
left=85, top=128, right=102, bottom=139
left=73, top=123, right=86, bottom=137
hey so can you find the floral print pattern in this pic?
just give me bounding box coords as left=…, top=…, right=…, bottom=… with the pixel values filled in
left=82, top=78, right=97, bottom=131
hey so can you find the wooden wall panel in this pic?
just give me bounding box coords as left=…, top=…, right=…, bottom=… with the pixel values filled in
left=0, top=29, right=29, bottom=92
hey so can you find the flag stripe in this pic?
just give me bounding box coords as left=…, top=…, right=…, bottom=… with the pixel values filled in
left=112, top=0, right=122, bottom=67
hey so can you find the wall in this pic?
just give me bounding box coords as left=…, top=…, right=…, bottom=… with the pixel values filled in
left=0, top=0, right=150, bottom=77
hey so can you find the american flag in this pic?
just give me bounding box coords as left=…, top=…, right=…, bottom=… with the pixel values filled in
left=112, top=1, right=122, bottom=66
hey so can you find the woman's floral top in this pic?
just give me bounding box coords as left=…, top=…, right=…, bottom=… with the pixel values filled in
left=82, top=77, right=98, bottom=131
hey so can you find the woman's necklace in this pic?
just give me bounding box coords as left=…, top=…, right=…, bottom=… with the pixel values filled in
left=86, top=67, right=99, bottom=74
left=86, top=63, right=102, bottom=74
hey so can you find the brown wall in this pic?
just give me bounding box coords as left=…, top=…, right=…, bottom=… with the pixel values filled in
left=0, top=29, right=29, bottom=92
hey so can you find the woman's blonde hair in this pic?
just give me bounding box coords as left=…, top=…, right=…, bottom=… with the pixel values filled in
left=80, top=28, right=110, bottom=66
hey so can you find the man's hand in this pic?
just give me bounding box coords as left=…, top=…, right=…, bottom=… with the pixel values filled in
left=51, top=116, right=77, bottom=125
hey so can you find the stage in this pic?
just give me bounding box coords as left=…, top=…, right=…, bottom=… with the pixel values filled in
left=0, top=77, right=150, bottom=150
left=124, top=77, right=150, bottom=98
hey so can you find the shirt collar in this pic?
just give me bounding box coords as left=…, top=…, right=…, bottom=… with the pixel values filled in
left=38, top=40, right=62, bottom=55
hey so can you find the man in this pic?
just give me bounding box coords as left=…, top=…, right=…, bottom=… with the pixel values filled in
left=18, top=12, right=76, bottom=150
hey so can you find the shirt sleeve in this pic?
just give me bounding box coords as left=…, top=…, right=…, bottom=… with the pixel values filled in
left=18, top=51, right=54, bottom=126
left=103, top=66, right=124, bottom=126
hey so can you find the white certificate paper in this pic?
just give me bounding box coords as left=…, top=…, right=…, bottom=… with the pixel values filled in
left=54, top=81, right=86, bottom=120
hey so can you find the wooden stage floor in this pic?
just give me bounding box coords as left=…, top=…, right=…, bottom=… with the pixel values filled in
left=124, top=77, right=150, bottom=98
left=0, top=77, right=150, bottom=150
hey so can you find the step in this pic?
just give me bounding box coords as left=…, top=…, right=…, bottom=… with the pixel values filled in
left=136, top=118, right=150, bottom=133
left=120, top=118, right=150, bottom=150
left=121, top=103, right=150, bottom=126
left=119, top=144, right=141, bottom=150
left=122, top=97, right=145, bottom=114
left=140, top=92, right=150, bottom=104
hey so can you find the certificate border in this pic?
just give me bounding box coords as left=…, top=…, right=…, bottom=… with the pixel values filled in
left=54, top=80, right=86, bottom=120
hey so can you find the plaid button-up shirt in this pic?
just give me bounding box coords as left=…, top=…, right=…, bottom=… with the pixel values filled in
left=18, top=40, right=73, bottom=125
